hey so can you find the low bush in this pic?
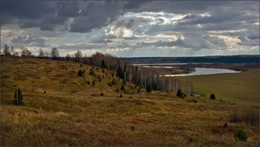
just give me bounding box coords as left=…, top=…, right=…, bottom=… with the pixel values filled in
left=224, top=122, right=228, bottom=128
left=146, top=84, right=152, bottom=92
left=210, top=93, right=216, bottom=100
left=120, top=94, right=123, bottom=97
left=107, top=82, right=112, bottom=87
left=176, top=89, right=186, bottom=98
left=89, top=69, right=95, bottom=75
left=234, top=128, right=247, bottom=141
left=100, top=92, right=104, bottom=96
left=121, top=84, right=125, bottom=91
left=131, top=125, right=135, bottom=131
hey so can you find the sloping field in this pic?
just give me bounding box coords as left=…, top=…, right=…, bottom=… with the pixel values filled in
left=0, top=57, right=259, bottom=146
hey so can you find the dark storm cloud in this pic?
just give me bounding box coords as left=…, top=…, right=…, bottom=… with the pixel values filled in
left=1, top=0, right=259, bottom=54
left=1, top=1, right=258, bottom=33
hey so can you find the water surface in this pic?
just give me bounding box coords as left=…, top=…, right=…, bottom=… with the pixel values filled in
left=165, top=67, right=241, bottom=77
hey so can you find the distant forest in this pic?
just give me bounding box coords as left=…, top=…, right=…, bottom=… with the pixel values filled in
left=126, top=55, right=259, bottom=64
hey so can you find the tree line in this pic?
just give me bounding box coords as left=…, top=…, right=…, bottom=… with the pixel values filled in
left=1, top=45, right=194, bottom=95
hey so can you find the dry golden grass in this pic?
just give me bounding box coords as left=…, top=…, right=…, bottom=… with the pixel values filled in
left=0, top=57, right=259, bottom=146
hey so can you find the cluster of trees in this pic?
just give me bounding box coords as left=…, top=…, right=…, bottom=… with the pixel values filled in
left=1, top=45, right=59, bottom=58
left=84, top=52, right=194, bottom=95
left=2, top=45, right=194, bottom=95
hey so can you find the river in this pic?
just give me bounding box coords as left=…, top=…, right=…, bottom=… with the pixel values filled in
left=164, top=67, right=241, bottom=77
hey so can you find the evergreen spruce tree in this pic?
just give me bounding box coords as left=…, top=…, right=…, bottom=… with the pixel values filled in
left=101, top=60, right=106, bottom=68
left=18, top=88, right=23, bottom=105
left=210, top=93, right=216, bottom=100
left=117, top=66, right=124, bottom=79
left=146, top=84, right=152, bottom=92
left=177, top=89, right=186, bottom=98
left=121, top=84, right=125, bottom=91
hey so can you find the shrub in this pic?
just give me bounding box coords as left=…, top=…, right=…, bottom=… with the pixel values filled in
left=131, top=125, right=135, bottom=131
left=177, top=89, right=186, bottom=98
left=120, top=94, right=123, bottom=97
left=224, top=122, right=228, bottom=128
left=80, top=64, right=83, bottom=67
left=210, top=93, right=216, bottom=100
left=78, top=69, right=83, bottom=76
left=92, top=81, right=96, bottom=87
left=87, top=81, right=90, bottom=85
left=137, top=88, right=141, bottom=93
left=111, top=78, right=116, bottom=85
left=101, top=60, right=106, bottom=68
left=121, top=84, right=125, bottom=91
left=89, top=69, right=95, bottom=75
left=129, top=96, right=132, bottom=99
left=146, top=84, right=152, bottom=92
left=96, top=67, right=99, bottom=70
left=234, top=128, right=247, bottom=141
left=102, top=69, right=105, bottom=73
left=98, top=76, right=102, bottom=82
left=100, top=92, right=104, bottom=96
left=44, top=90, right=46, bottom=94
left=116, top=88, right=119, bottom=93
left=107, top=82, right=112, bottom=87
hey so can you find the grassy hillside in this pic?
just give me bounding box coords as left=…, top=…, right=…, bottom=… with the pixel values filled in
left=178, top=69, right=259, bottom=105
left=0, top=57, right=259, bottom=146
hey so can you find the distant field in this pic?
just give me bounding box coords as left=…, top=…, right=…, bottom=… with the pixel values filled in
left=178, top=69, right=259, bottom=105
left=0, top=57, right=259, bottom=146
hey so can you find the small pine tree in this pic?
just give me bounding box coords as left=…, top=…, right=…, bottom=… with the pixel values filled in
left=177, top=89, right=186, bottom=98
left=18, top=88, right=23, bottom=105
left=117, top=66, right=124, bottom=79
left=234, top=128, right=247, bottom=141
left=137, top=88, right=141, bottom=93
left=111, top=78, right=116, bottom=85
left=98, top=76, right=102, bottom=82
left=121, top=84, right=125, bottom=91
left=78, top=69, right=83, bottom=76
left=101, top=60, right=106, bottom=68
left=92, top=81, right=96, bottom=87
left=224, top=122, right=228, bottom=128
left=131, top=125, right=135, bottom=131
left=89, top=69, right=95, bottom=75
left=210, top=93, right=216, bottom=100
left=146, top=84, right=152, bottom=92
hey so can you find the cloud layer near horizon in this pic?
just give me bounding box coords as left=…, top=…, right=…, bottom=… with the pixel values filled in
left=1, top=1, right=259, bottom=57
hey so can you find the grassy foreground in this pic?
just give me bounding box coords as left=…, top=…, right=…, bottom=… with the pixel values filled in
left=0, top=57, right=259, bottom=146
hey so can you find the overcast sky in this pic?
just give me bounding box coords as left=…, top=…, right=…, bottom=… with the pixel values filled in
left=1, top=0, right=259, bottom=57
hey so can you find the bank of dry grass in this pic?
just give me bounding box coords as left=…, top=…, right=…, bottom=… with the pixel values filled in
left=1, top=57, right=259, bottom=146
